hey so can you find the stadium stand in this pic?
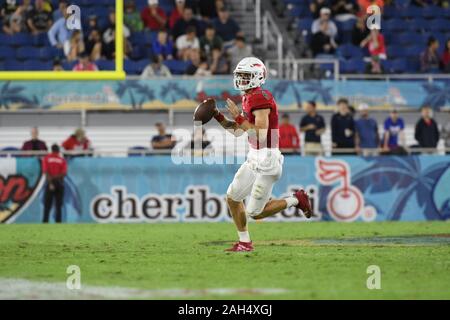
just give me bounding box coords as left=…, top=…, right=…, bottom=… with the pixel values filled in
left=283, top=0, right=450, bottom=74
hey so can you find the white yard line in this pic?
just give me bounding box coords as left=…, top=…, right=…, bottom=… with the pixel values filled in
left=0, top=278, right=288, bottom=300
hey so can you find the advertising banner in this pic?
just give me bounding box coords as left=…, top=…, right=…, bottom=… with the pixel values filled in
left=1, top=155, right=449, bottom=224
left=0, top=78, right=449, bottom=111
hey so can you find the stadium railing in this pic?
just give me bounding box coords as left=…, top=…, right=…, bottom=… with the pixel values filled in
left=263, top=11, right=284, bottom=77
left=0, top=147, right=448, bottom=158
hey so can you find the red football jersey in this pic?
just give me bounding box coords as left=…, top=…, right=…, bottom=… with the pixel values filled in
left=242, top=87, right=279, bottom=149
left=42, top=153, right=67, bottom=177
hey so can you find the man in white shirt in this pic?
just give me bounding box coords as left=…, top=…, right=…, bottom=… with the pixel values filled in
left=311, top=7, right=338, bottom=40
left=176, top=25, right=200, bottom=60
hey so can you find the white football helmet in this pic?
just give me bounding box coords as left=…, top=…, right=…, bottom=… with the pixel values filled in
left=233, top=57, right=267, bottom=91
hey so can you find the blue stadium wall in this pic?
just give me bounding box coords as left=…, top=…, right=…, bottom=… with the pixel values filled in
left=0, top=78, right=449, bottom=110
left=1, top=155, right=449, bottom=223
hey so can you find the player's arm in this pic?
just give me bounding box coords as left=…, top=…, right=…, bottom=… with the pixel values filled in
left=225, top=98, right=270, bottom=144
left=213, top=105, right=244, bottom=137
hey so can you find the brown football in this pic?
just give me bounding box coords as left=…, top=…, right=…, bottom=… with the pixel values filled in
left=193, top=98, right=217, bottom=124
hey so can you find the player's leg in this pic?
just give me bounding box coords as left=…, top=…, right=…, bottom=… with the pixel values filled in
left=42, top=185, right=53, bottom=223
left=247, top=174, right=313, bottom=220
left=226, top=162, right=256, bottom=250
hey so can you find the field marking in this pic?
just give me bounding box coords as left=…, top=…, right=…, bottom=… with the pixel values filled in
left=0, top=278, right=288, bottom=300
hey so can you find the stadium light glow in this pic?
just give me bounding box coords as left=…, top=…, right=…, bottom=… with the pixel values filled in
left=0, top=0, right=126, bottom=81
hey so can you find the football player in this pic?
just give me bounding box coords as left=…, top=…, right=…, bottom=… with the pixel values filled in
left=212, top=57, right=313, bottom=252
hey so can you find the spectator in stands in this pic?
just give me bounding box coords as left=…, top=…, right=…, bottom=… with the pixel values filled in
left=351, top=16, right=369, bottom=47
left=310, top=20, right=338, bottom=57
left=383, top=110, right=405, bottom=152
left=360, top=29, right=386, bottom=59
left=66, top=30, right=85, bottom=61
left=62, top=128, right=91, bottom=153
left=279, top=114, right=300, bottom=154
left=312, top=7, right=338, bottom=40
left=357, top=0, right=384, bottom=16
left=124, top=0, right=143, bottom=33
left=185, top=50, right=211, bottom=76
left=354, top=103, right=379, bottom=156
left=21, top=127, right=48, bottom=152
left=209, top=47, right=229, bottom=75
left=52, top=0, right=67, bottom=21
left=141, top=55, right=172, bottom=78
left=53, top=59, right=64, bottom=71
left=151, top=122, right=176, bottom=149
left=85, top=28, right=102, bottom=61
left=213, top=7, right=242, bottom=46
left=42, top=144, right=67, bottom=223
left=176, top=26, right=200, bottom=61
left=1, top=0, right=18, bottom=23
left=7, top=4, right=28, bottom=34
left=420, top=37, right=440, bottom=73
left=310, top=0, right=328, bottom=19
left=48, top=8, right=72, bottom=49
left=86, top=15, right=99, bottom=35
left=331, top=0, right=359, bottom=22
left=169, top=0, right=185, bottom=29
left=300, top=101, right=326, bottom=156
left=365, top=55, right=384, bottom=74
left=102, top=11, right=132, bottom=60
left=228, top=36, right=252, bottom=70
left=441, top=39, right=450, bottom=72
left=27, top=0, right=52, bottom=35
left=200, top=24, right=223, bottom=60
left=199, top=0, right=223, bottom=20
left=72, top=53, right=98, bottom=71
left=141, top=0, right=167, bottom=31
left=331, top=98, right=355, bottom=155
left=152, top=29, right=174, bottom=62
left=173, top=7, right=199, bottom=40
left=414, top=106, right=440, bottom=153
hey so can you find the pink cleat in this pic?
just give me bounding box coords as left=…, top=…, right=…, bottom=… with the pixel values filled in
left=225, top=241, right=254, bottom=252
left=294, top=189, right=313, bottom=218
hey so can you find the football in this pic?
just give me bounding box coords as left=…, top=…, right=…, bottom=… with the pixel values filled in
left=193, top=98, right=217, bottom=124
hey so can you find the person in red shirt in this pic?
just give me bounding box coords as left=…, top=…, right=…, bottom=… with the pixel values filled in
left=42, top=144, right=67, bottom=223
left=279, top=113, right=300, bottom=154
left=62, top=128, right=91, bottom=155
left=72, top=53, right=99, bottom=71
left=169, top=0, right=185, bottom=29
left=141, top=0, right=167, bottom=31
left=360, top=29, right=386, bottom=59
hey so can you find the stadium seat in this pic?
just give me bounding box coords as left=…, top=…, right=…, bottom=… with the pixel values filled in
left=97, top=59, right=115, bottom=71
left=384, top=20, right=405, bottom=33
left=340, top=59, right=366, bottom=73
left=3, top=60, right=24, bottom=71
left=9, top=33, right=33, bottom=46
left=39, top=47, right=53, bottom=61
left=429, top=19, right=449, bottom=32
left=23, top=60, right=52, bottom=70
left=387, top=46, right=406, bottom=59
left=297, top=18, right=313, bottom=34
left=163, top=60, right=191, bottom=75
left=0, top=47, right=15, bottom=60
left=17, top=47, right=40, bottom=60
left=337, top=44, right=363, bottom=59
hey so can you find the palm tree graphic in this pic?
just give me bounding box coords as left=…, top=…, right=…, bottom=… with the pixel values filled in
left=115, top=80, right=155, bottom=109
left=351, top=157, right=450, bottom=220
left=303, top=81, right=334, bottom=105
left=421, top=83, right=450, bottom=110
left=160, top=81, right=191, bottom=103
left=271, top=80, right=302, bottom=108
left=0, top=81, right=37, bottom=109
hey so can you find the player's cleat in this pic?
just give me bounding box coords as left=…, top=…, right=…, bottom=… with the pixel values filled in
left=295, top=189, right=313, bottom=218
left=225, top=241, right=254, bottom=252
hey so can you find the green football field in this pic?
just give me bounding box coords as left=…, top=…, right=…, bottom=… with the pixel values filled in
left=1, top=221, right=450, bottom=300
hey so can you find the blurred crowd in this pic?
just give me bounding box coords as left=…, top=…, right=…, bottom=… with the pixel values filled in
left=304, top=0, right=450, bottom=73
